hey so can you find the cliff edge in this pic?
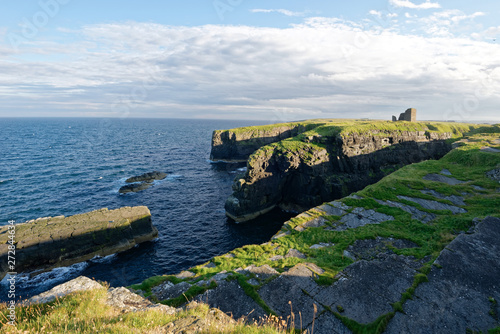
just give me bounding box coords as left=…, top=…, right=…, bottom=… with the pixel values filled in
left=213, top=120, right=481, bottom=222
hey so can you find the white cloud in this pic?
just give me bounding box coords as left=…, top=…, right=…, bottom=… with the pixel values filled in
left=1, top=19, right=499, bottom=121
left=250, top=9, right=306, bottom=17
left=389, top=0, right=441, bottom=10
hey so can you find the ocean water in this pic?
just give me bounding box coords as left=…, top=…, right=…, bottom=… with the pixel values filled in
left=0, top=118, right=292, bottom=300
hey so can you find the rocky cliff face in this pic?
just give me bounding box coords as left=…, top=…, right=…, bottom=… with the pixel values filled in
left=210, top=121, right=325, bottom=162
left=0, top=206, right=158, bottom=280
left=225, top=127, right=453, bottom=222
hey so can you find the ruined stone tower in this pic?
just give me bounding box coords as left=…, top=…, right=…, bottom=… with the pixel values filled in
left=392, top=108, right=416, bottom=122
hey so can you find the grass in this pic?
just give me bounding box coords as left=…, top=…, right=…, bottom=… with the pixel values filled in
left=0, top=289, right=292, bottom=334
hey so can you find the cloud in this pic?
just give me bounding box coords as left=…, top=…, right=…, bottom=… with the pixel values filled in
left=250, top=9, right=306, bottom=17
left=389, top=0, right=441, bottom=10
left=1, top=19, right=499, bottom=121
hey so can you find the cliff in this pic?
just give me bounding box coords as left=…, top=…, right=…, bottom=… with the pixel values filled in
left=0, top=206, right=158, bottom=280
left=210, top=120, right=328, bottom=162
left=216, top=120, right=481, bottom=222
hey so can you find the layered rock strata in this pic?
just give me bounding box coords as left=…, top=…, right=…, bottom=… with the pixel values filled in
left=225, top=127, right=453, bottom=222
left=0, top=206, right=158, bottom=280
left=210, top=121, right=326, bottom=162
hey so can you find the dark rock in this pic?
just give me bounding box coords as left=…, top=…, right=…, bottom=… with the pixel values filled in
left=125, top=171, right=167, bottom=183
left=335, top=208, right=394, bottom=231
left=423, top=173, right=466, bottom=185
left=346, top=237, right=419, bottom=261
left=375, top=199, right=436, bottom=223
left=385, top=217, right=500, bottom=333
left=486, top=168, right=500, bottom=182
left=152, top=281, right=192, bottom=301
left=225, top=128, right=454, bottom=222
left=397, top=195, right=467, bottom=214
left=196, top=280, right=266, bottom=321
left=305, top=312, right=352, bottom=334
left=420, top=189, right=466, bottom=206
left=119, top=182, right=153, bottom=193
left=0, top=207, right=158, bottom=280
left=314, top=255, right=419, bottom=324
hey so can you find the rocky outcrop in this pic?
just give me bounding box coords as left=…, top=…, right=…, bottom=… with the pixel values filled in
left=125, top=171, right=167, bottom=183
left=210, top=121, right=325, bottom=162
left=119, top=171, right=167, bottom=193
left=226, top=127, right=453, bottom=222
left=0, top=207, right=158, bottom=280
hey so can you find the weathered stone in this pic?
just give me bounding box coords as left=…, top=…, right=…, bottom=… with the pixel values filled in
left=125, top=171, right=167, bottom=183
left=310, top=243, right=335, bottom=249
left=164, top=302, right=235, bottom=334
left=423, top=173, right=466, bottom=185
left=244, top=264, right=279, bottom=280
left=119, top=182, right=153, bottom=193
left=28, top=276, right=104, bottom=304
left=346, top=237, right=419, bottom=261
left=196, top=280, right=266, bottom=321
left=397, top=195, right=467, bottom=214
left=259, top=264, right=325, bottom=328
left=375, top=199, right=436, bottom=223
left=317, top=204, right=346, bottom=216
left=420, top=189, right=466, bottom=206
left=305, top=312, right=352, bottom=334
left=385, top=217, right=500, bottom=333
left=440, top=168, right=452, bottom=176
left=0, top=207, right=157, bottom=280
left=107, top=287, right=176, bottom=314
left=315, top=255, right=419, bottom=324
left=481, top=147, right=500, bottom=153
left=334, top=208, right=394, bottom=231
left=486, top=168, right=500, bottom=182
left=285, top=248, right=307, bottom=259
left=176, top=271, right=195, bottom=279
left=269, top=255, right=284, bottom=261
left=152, top=281, right=191, bottom=301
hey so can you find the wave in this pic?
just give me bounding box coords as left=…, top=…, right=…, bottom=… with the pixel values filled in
left=0, top=179, right=14, bottom=184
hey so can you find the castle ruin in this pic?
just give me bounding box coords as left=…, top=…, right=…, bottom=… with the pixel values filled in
left=392, top=108, right=416, bottom=122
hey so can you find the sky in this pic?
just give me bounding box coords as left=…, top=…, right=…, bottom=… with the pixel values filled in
left=0, top=0, right=499, bottom=122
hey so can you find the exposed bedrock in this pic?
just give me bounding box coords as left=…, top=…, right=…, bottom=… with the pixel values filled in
left=210, top=122, right=325, bottom=162
left=225, top=130, right=453, bottom=222
left=0, top=206, right=158, bottom=280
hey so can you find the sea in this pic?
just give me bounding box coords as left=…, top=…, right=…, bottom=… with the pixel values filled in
left=0, top=118, right=293, bottom=301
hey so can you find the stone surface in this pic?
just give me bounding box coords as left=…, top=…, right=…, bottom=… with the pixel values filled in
left=486, top=168, right=500, bottom=182
left=107, top=287, right=176, bottom=314
left=0, top=207, right=157, bottom=280
left=386, top=217, right=500, bottom=333
left=345, top=237, right=419, bottom=261
left=375, top=199, right=436, bottom=223
left=285, top=248, right=307, bottom=259
left=259, top=264, right=325, bottom=328
left=305, top=312, right=352, bottom=334
left=315, top=255, right=419, bottom=324
left=28, top=276, right=105, bottom=304
left=245, top=265, right=279, bottom=281
left=420, top=189, right=466, bottom=206
left=176, top=271, right=195, bottom=279
left=152, top=281, right=192, bottom=301
left=125, top=171, right=167, bottom=183
left=423, top=173, right=466, bottom=185
left=397, top=195, right=467, bottom=214
left=335, top=208, right=394, bottom=231
left=119, top=182, right=154, bottom=194
left=310, top=243, right=335, bottom=249
left=196, top=280, right=266, bottom=321
left=440, top=168, right=452, bottom=175
left=317, top=204, right=346, bottom=216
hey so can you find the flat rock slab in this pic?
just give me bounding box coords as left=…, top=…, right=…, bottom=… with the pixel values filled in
left=375, top=199, right=436, bottom=223
left=335, top=208, right=393, bottom=231
left=317, top=204, right=346, bottom=217
left=196, top=280, right=266, bottom=321
left=0, top=207, right=157, bottom=280
left=107, top=287, right=176, bottom=314
left=285, top=248, right=306, bottom=259
left=397, top=195, right=466, bottom=214
left=259, top=264, right=325, bottom=328
left=386, top=216, right=500, bottom=334
left=420, top=189, right=466, bottom=206
left=346, top=237, right=419, bottom=261
left=423, top=173, right=466, bottom=185
left=245, top=264, right=279, bottom=280
left=314, top=255, right=419, bottom=324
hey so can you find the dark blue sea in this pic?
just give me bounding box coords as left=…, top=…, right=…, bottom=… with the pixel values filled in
left=0, top=118, right=292, bottom=300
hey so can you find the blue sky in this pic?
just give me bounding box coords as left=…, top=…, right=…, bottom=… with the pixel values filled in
left=1, top=0, right=499, bottom=121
